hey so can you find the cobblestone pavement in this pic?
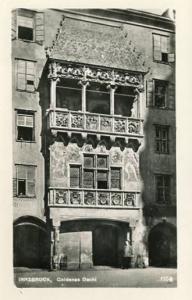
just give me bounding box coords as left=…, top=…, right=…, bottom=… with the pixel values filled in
left=14, top=266, right=177, bottom=288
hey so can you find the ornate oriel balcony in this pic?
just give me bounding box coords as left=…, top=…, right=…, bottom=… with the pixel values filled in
left=46, top=61, right=145, bottom=139
left=48, top=188, right=140, bottom=209
left=47, top=109, right=143, bottom=138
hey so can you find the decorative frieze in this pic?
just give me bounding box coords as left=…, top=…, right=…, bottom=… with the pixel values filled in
left=48, top=62, right=144, bottom=89
left=49, top=110, right=143, bottom=137
left=49, top=189, right=139, bottom=208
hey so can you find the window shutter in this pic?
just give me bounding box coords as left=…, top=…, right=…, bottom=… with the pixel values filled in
left=17, top=114, right=34, bottom=127
left=27, top=180, right=35, bottom=196
left=13, top=178, right=17, bottom=196
left=17, top=74, right=26, bottom=90
left=168, top=53, right=175, bottom=63
left=35, top=12, right=44, bottom=44
left=168, top=83, right=175, bottom=110
left=146, top=79, right=154, bottom=107
left=18, top=16, right=33, bottom=28
left=12, top=10, right=17, bottom=40
left=153, top=34, right=161, bottom=61
left=161, top=36, right=168, bottom=53
left=27, top=166, right=35, bottom=180
left=17, top=165, right=26, bottom=179
left=26, top=61, right=35, bottom=74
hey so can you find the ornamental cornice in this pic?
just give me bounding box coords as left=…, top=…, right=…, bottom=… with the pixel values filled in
left=48, top=61, right=144, bottom=89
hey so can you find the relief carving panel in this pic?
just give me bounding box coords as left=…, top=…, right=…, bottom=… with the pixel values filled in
left=55, top=112, right=69, bottom=127
left=98, top=192, right=110, bottom=205
left=111, top=193, right=123, bottom=206
left=84, top=191, right=96, bottom=205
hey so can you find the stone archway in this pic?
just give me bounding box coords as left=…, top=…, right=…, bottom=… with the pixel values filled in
left=148, top=222, right=177, bottom=267
left=57, top=219, right=126, bottom=269
left=13, top=216, right=49, bottom=268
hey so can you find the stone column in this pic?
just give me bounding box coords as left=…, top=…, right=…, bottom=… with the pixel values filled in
left=53, top=225, right=60, bottom=270
left=138, top=91, right=143, bottom=119
left=128, top=226, right=136, bottom=268
left=109, top=85, right=117, bottom=115
left=50, top=217, right=61, bottom=270
left=50, top=78, right=57, bottom=110
left=79, top=80, right=89, bottom=113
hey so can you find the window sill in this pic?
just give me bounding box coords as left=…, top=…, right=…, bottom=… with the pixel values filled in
left=15, top=195, right=36, bottom=199
left=153, top=60, right=171, bottom=65
left=155, top=151, right=169, bottom=155
left=18, top=38, right=35, bottom=43
left=16, top=140, right=36, bottom=143
left=16, top=89, right=36, bottom=94
left=147, top=106, right=175, bottom=111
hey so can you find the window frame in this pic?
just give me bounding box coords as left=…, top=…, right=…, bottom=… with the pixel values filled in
left=15, top=58, right=36, bottom=92
left=17, top=10, right=35, bottom=42
left=16, top=110, right=35, bottom=142
left=15, top=164, right=36, bottom=198
left=110, top=167, right=122, bottom=190
left=155, top=174, right=171, bottom=204
left=154, top=79, right=168, bottom=109
left=154, top=124, right=170, bottom=154
left=69, top=164, right=82, bottom=188
left=153, top=33, right=170, bottom=64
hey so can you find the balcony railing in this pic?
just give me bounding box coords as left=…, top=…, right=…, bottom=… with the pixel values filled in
left=47, top=109, right=143, bottom=137
left=48, top=188, right=140, bottom=209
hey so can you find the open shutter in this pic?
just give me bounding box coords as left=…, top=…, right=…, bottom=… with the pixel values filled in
left=168, top=53, right=175, bottom=63
left=13, top=178, right=17, bottom=196
left=11, top=10, right=17, bottom=40
left=27, top=180, right=35, bottom=197
left=153, top=34, right=161, bottom=61
left=146, top=79, right=154, bottom=107
left=168, top=83, right=175, bottom=110
left=35, top=12, right=44, bottom=44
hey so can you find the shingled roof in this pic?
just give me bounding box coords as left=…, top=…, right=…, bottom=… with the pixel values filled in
left=49, top=17, right=147, bottom=73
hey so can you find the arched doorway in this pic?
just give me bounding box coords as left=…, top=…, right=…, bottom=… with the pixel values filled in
left=148, top=222, right=177, bottom=267
left=93, top=225, right=118, bottom=267
left=13, top=217, right=49, bottom=268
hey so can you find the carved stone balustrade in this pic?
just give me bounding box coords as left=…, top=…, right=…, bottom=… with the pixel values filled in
left=48, top=188, right=140, bottom=209
left=48, top=109, right=143, bottom=138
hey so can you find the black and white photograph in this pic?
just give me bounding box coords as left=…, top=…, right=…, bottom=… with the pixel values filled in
left=10, top=7, right=178, bottom=288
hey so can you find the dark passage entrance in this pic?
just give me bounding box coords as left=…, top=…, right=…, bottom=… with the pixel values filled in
left=13, top=218, right=49, bottom=268
left=148, top=222, right=177, bottom=267
left=93, top=225, right=118, bottom=267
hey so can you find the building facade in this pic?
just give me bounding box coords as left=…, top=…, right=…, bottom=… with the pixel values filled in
left=12, top=9, right=176, bottom=270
